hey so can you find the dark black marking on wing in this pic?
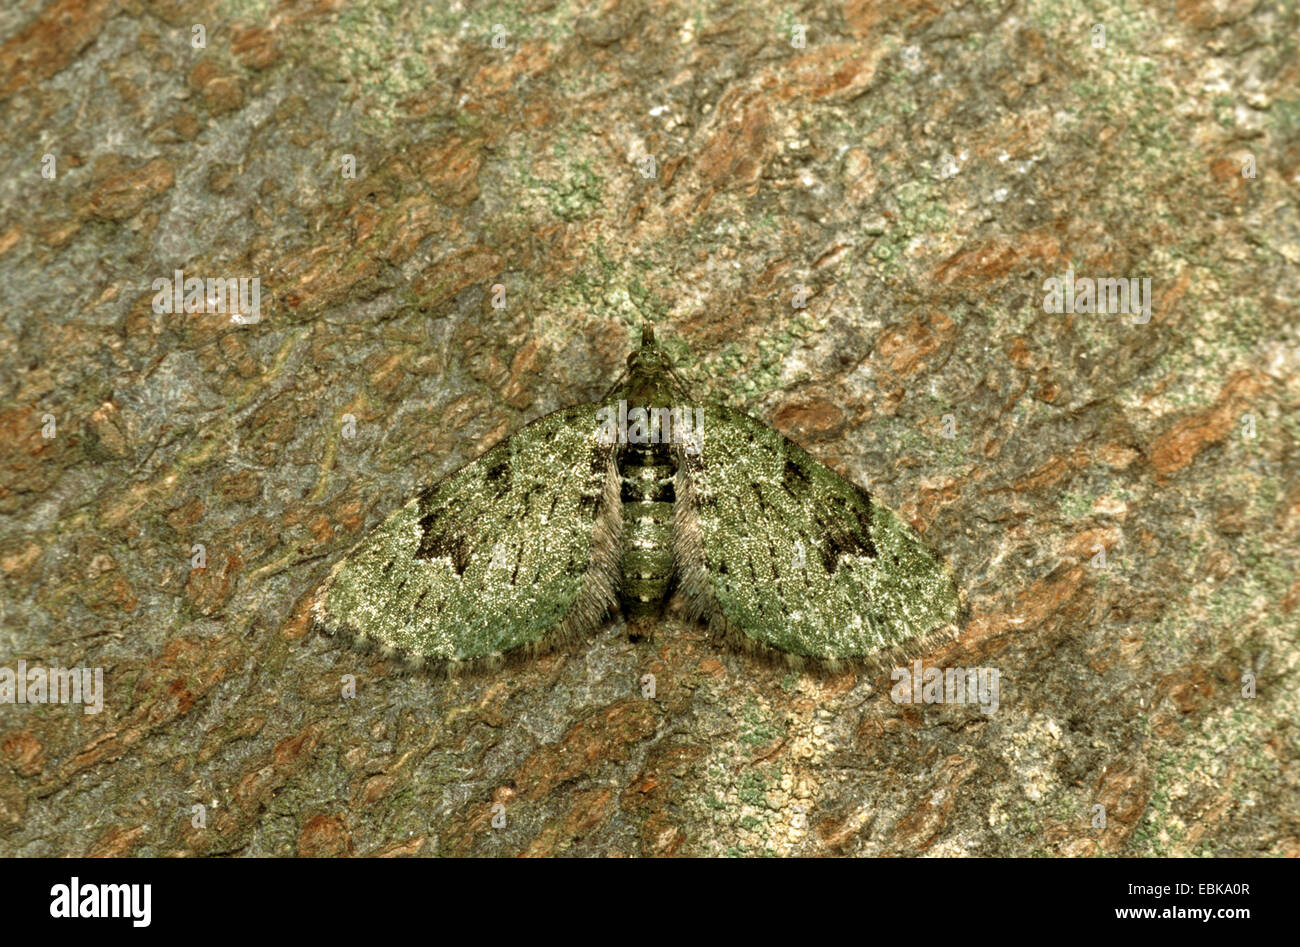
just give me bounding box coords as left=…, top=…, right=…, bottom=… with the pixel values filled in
left=415, top=514, right=473, bottom=575
left=817, top=492, right=878, bottom=574
left=484, top=456, right=512, bottom=496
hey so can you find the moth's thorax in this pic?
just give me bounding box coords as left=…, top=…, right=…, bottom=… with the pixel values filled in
left=625, top=342, right=677, bottom=407
left=615, top=338, right=686, bottom=615
left=617, top=433, right=676, bottom=617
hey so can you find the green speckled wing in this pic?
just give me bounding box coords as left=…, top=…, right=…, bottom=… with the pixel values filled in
left=674, top=406, right=965, bottom=669
left=312, top=405, right=622, bottom=670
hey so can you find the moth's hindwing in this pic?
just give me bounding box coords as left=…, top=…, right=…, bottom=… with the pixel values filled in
left=674, top=407, right=965, bottom=669
left=313, top=405, right=622, bottom=669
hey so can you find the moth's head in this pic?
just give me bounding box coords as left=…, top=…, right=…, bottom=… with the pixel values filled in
left=626, top=323, right=668, bottom=373
left=623, top=323, right=679, bottom=405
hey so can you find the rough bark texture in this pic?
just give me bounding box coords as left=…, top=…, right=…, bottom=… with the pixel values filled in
left=1, top=0, right=1297, bottom=857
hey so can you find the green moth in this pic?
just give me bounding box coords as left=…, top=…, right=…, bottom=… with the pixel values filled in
left=313, top=326, right=965, bottom=672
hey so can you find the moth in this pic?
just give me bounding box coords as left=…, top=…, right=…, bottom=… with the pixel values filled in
left=313, top=326, right=965, bottom=672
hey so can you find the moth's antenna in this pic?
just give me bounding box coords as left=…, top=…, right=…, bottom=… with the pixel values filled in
left=600, top=369, right=629, bottom=402
left=642, top=323, right=655, bottom=347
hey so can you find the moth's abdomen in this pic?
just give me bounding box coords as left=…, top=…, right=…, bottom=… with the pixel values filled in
left=618, top=446, right=675, bottom=616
